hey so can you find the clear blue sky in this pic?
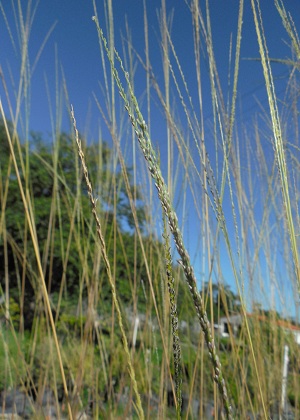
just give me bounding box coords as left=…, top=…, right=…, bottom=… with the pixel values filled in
left=1, top=1, right=299, bottom=316
left=1, top=1, right=298, bottom=135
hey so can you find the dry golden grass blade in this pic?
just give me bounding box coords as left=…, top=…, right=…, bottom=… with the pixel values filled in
left=0, top=101, right=73, bottom=419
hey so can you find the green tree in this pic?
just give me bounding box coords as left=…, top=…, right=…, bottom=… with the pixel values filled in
left=0, top=119, right=151, bottom=329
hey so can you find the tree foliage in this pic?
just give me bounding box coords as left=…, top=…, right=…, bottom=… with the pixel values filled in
left=0, top=119, right=152, bottom=328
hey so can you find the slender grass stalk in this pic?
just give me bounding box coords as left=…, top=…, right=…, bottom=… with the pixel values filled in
left=92, top=17, right=233, bottom=419
left=275, top=0, right=300, bottom=62
left=250, top=0, right=300, bottom=293
left=163, top=218, right=182, bottom=418
left=0, top=101, right=73, bottom=420
left=160, top=0, right=172, bottom=198
left=70, top=106, right=145, bottom=420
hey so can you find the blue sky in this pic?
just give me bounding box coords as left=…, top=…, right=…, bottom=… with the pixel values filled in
left=1, top=1, right=298, bottom=135
left=1, top=1, right=299, bottom=315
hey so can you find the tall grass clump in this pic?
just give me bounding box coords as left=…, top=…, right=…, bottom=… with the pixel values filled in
left=91, top=15, right=232, bottom=418
left=0, top=0, right=299, bottom=419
